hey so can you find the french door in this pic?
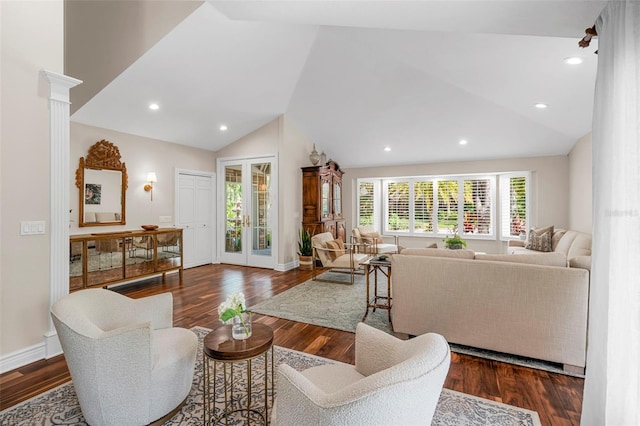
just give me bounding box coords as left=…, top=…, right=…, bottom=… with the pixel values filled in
left=218, top=156, right=277, bottom=268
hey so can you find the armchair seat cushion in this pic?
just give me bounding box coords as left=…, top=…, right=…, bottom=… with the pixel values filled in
left=302, top=364, right=365, bottom=393
left=329, top=252, right=369, bottom=268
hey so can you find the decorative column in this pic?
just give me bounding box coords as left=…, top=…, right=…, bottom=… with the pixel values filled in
left=41, top=70, right=82, bottom=358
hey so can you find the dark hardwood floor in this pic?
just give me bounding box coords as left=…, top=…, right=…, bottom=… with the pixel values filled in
left=0, top=264, right=584, bottom=425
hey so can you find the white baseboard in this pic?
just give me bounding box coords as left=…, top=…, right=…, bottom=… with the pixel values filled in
left=0, top=342, right=45, bottom=374
left=275, top=260, right=298, bottom=271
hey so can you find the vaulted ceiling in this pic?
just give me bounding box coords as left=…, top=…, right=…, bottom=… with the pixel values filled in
left=71, top=1, right=604, bottom=168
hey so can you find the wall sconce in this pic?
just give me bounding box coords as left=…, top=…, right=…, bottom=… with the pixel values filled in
left=144, top=172, right=157, bottom=201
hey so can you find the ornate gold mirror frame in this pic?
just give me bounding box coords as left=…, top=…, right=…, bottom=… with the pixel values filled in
left=76, top=140, right=128, bottom=227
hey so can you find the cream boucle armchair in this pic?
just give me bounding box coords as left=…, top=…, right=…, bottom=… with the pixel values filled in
left=271, top=322, right=450, bottom=426
left=50, top=289, right=197, bottom=426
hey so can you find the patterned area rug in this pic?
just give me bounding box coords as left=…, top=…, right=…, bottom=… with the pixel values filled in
left=0, top=327, right=541, bottom=426
left=251, top=271, right=584, bottom=378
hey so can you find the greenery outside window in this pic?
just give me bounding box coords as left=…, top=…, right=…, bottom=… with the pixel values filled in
left=499, top=173, right=530, bottom=240
left=358, top=174, right=504, bottom=239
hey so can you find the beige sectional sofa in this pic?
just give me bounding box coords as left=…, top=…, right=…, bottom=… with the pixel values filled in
left=392, top=247, right=590, bottom=374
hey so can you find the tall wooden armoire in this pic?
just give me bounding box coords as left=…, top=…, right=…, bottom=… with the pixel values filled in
left=301, top=160, right=345, bottom=241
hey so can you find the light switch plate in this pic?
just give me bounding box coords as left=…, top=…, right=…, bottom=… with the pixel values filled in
left=20, top=220, right=45, bottom=235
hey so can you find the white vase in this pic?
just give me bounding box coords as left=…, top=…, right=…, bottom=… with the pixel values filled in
left=232, top=312, right=252, bottom=340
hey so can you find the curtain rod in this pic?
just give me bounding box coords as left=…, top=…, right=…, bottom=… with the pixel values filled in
left=579, top=25, right=598, bottom=49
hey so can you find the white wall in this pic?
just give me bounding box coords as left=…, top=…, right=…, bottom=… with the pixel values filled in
left=70, top=122, right=217, bottom=234
left=0, top=0, right=64, bottom=358
left=569, top=132, right=593, bottom=233
left=344, top=155, right=570, bottom=254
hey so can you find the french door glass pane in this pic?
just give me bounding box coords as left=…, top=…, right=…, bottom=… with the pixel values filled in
left=251, top=163, right=271, bottom=257
left=225, top=165, right=243, bottom=253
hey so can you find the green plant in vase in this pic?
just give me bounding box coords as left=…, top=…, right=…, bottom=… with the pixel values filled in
left=298, top=229, right=313, bottom=270
left=443, top=228, right=467, bottom=249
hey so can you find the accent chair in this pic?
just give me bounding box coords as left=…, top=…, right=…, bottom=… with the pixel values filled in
left=50, top=289, right=197, bottom=426
left=311, top=232, right=369, bottom=284
left=352, top=225, right=399, bottom=255
left=271, top=322, right=450, bottom=425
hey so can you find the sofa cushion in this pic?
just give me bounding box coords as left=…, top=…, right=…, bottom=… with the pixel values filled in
left=551, top=229, right=567, bottom=251
left=554, top=230, right=592, bottom=257
left=400, top=248, right=475, bottom=259
left=569, top=255, right=592, bottom=271
left=525, top=225, right=554, bottom=252
left=475, top=252, right=568, bottom=267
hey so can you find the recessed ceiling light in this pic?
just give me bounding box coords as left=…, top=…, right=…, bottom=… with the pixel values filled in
left=534, top=103, right=548, bottom=109
left=459, top=139, right=468, bottom=145
left=564, top=57, right=583, bottom=65
left=384, top=147, right=391, bottom=152
left=219, top=125, right=228, bottom=131
left=149, top=103, right=159, bottom=110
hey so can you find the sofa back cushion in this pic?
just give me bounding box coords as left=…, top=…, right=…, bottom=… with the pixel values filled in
left=400, top=248, right=475, bottom=259
left=554, top=230, right=592, bottom=257
left=475, top=252, right=568, bottom=267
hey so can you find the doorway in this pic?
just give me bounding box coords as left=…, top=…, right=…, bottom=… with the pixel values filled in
left=217, top=156, right=277, bottom=268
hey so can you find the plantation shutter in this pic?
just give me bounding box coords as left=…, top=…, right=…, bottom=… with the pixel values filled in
left=463, top=178, right=492, bottom=235
left=500, top=174, right=528, bottom=238
left=385, top=181, right=410, bottom=232
left=436, top=180, right=458, bottom=234
left=357, top=181, right=375, bottom=226
left=413, top=181, right=434, bottom=233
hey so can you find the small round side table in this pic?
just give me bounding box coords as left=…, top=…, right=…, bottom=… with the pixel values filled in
left=203, top=323, right=274, bottom=425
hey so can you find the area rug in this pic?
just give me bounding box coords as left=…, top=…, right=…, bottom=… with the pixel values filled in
left=0, top=327, right=541, bottom=426
left=251, top=271, right=584, bottom=378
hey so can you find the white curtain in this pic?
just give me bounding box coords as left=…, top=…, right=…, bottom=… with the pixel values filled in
left=582, top=1, right=640, bottom=425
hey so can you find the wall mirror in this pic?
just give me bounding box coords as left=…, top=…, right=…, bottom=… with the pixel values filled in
left=76, top=139, right=128, bottom=227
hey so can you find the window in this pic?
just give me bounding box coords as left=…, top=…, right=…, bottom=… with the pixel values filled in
left=385, top=181, right=410, bottom=232
left=499, top=173, right=530, bottom=239
left=357, top=181, right=375, bottom=226
left=413, top=181, right=433, bottom=233
left=462, top=178, right=492, bottom=235
left=359, top=174, right=507, bottom=240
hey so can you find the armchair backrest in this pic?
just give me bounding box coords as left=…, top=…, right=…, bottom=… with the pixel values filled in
left=50, top=289, right=154, bottom=425
left=352, top=225, right=376, bottom=243
left=311, top=232, right=336, bottom=266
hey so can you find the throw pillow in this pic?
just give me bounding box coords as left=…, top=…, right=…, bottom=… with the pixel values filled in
left=525, top=225, right=554, bottom=252
left=325, top=238, right=345, bottom=260
left=426, top=243, right=438, bottom=248
left=361, top=231, right=383, bottom=244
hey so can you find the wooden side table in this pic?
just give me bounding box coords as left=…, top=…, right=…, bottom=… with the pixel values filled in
left=362, top=258, right=393, bottom=324
left=203, top=323, right=274, bottom=425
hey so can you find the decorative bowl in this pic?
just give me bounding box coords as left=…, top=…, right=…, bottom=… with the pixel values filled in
left=141, top=224, right=159, bottom=231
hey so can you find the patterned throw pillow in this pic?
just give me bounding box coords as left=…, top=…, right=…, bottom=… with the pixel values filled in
left=525, top=225, right=554, bottom=252
left=325, top=238, right=345, bottom=260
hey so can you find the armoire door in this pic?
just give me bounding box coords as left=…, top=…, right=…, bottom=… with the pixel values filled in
left=218, top=157, right=277, bottom=268
left=176, top=171, right=214, bottom=268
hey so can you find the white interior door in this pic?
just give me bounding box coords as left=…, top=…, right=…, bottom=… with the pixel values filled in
left=218, top=157, right=277, bottom=268
left=177, top=171, right=214, bottom=268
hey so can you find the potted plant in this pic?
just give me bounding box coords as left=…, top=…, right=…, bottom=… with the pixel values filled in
left=443, top=228, right=467, bottom=250
left=298, top=228, right=313, bottom=270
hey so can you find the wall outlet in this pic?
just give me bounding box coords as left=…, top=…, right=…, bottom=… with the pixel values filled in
left=159, top=216, right=172, bottom=223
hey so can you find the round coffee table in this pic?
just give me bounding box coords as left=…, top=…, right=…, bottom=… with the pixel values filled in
left=203, top=323, right=274, bottom=425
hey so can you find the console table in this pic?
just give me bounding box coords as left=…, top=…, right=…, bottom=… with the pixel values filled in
left=69, top=228, right=183, bottom=292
